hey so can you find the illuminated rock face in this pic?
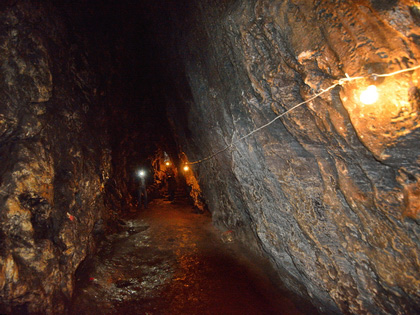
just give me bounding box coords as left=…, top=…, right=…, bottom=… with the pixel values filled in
left=0, top=3, right=110, bottom=313
left=1, top=0, right=419, bottom=313
left=169, top=0, right=420, bottom=313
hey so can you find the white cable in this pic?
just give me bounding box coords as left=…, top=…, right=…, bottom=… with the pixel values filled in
left=188, top=65, right=420, bottom=165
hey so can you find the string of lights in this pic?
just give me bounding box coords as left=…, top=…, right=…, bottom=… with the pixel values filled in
left=187, top=64, right=420, bottom=165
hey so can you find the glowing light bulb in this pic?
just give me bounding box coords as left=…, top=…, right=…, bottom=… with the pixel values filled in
left=165, top=161, right=171, bottom=166
left=360, top=85, right=379, bottom=105
left=183, top=165, right=189, bottom=171
left=137, top=170, right=145, bottom=178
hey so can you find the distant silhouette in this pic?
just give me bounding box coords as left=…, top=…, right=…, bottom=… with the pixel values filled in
left=138, top=173, right=148, bottom=209
left=166, top=169, right=177, bottom=201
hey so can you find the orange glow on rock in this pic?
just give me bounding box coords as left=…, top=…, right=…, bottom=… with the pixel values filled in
left=339, top=71, right=420, bottom=160
left=181, top=154, right=206, bottom=212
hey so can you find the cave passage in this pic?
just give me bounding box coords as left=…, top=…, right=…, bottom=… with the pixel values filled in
left=1, top=0, right=420, bottom=314
left=70, top=196, right=317, bottom=314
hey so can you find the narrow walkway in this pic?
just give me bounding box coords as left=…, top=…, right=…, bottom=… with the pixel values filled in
left=70, top=198, right=317, bottom=314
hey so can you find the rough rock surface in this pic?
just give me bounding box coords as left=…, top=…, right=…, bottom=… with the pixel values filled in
left=1, top=0, right=420, bottom=314
left=0, top=2, right=110, bottom=313
left=167, top=0, right=420, bottom=313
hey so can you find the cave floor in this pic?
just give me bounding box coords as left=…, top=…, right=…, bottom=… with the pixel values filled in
left=70, top=197, right=317, bottom=315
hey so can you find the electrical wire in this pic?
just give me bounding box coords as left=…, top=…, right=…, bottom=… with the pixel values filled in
left=187, top=64, right=420, bottom=165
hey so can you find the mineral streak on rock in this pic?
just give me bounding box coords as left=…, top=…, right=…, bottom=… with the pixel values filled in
left=0, top=2, right=110, bottom=313
left=167, top=0, right=420, bottom=313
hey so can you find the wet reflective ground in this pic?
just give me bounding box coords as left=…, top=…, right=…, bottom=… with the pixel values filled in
left=70, top=198, right=318, bottom=314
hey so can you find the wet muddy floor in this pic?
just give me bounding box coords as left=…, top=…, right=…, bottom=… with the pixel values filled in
left=70, top=198, right=318, bottom=315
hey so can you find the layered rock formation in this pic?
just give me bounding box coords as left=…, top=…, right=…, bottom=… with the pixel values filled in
left=167, top=0, right=420, bottom=313
left=0, top=1, right=178, bottom=313
left=1, top=0, right=420, bottom=314
left=0, top=2, right=110, bottom=313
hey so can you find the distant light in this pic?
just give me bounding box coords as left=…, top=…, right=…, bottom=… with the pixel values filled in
left=137, top=170, right=145, bottom=178
left=183, top=165, right=189, bottom=171
left=165, top=161, right=171, bottom=166
left=360, top=85, right=379, bottom=105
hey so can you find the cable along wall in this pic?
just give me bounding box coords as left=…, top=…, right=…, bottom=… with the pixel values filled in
left=168, top=1, right=420, bottom=313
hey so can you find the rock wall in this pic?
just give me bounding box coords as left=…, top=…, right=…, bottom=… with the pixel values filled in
left=168, top=0, right=420, bottom=313
left=0, top=2, right=110, bottom=313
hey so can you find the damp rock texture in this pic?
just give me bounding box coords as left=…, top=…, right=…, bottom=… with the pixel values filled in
left=0, top=2, right=110, bottom=313
left=168, top=1, right=420, bottom=313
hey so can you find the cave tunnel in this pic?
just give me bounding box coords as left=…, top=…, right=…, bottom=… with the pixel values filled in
left=1, top=0, right=420, bottom=314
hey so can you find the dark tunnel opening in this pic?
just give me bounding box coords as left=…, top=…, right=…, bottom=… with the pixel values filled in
left=1, top=0, right=420, bottom=314
left=58, top=0, right=191, bottom=212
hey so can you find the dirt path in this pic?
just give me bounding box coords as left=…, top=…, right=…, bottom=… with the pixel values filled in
left=70, top=198, right=317, bottom=314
